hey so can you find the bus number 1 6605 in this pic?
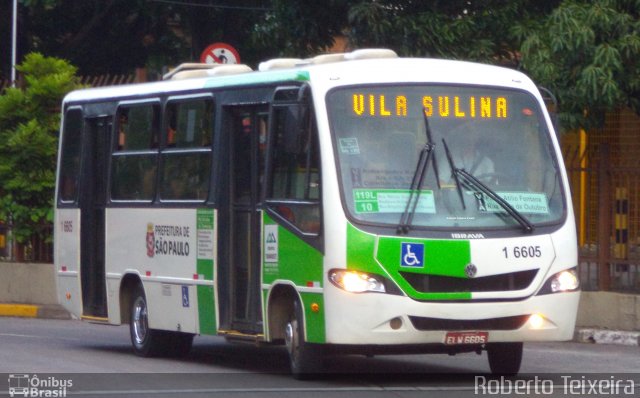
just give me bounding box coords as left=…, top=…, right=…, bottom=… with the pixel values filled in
left=502, top=245, right=542, bottom=259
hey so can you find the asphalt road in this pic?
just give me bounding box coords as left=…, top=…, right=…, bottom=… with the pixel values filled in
left=1, top=317, right=638, bottom=397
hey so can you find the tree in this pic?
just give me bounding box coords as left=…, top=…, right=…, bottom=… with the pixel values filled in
left=1, top=0, right=354, bottom=76
left=0, top=53, right=82, bottom=257
left=346, top=0, right=560, bottom=65
left=1, top=0, right=190, bottom=77
left=521, top=0, right=640, bottom=131
left=251, top=0, right=349, bottom=59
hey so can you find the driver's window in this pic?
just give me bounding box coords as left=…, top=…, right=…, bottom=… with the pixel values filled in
left=267, top=104, right=321, bottom=235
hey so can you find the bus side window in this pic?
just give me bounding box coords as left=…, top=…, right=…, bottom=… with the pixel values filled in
left=165, top=100, right=212, bottom=148
left=160, top=152, right=210, bottom=200
left=111, top=103, right=159, bottom=201
left=159, top=98, right=213, bottom=201
left=267, top=105, right=321, bottom=234
left=59, top=108, right=84, bottom=203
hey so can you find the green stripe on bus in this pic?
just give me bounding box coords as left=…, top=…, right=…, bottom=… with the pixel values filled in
left=262, top=213, right=323, bottom=286
left=300, top=292, right=325, bottom=344
left=197, top=285, right=216, bottom=335
left=204, top=70, right=310, bottom=89
left=347, top=223, right=473, bottom=301
left=377, top=236, right=471, bottom=278
left=262, top=213, right=325, bottom=343
left=197, top=208, right=216, bottom=335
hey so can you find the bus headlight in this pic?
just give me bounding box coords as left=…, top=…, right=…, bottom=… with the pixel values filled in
left=538, top=268, right=580, bottom=295
left=329, top=269, right=386, bottom=293
left=551, top=270, right=580, bottom=292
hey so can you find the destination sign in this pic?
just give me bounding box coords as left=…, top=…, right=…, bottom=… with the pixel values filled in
left=352, top=93, right=508, bottom=119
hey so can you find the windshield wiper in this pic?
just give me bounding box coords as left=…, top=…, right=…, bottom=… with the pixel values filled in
left=441, top=138, right=534, bottom=233
left=442, top=138, right=466, bottom=210
left=425, top=112, right=441, bottom=190
left=397, top=142, right=434, bottom=234
left=397, top=110, right=439, bottom=234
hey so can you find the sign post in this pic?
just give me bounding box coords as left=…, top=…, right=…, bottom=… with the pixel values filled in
left=200, top=43, right=241, bottom=65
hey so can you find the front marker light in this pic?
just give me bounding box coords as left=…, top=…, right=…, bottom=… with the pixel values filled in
left=329, top=269, right=386, bottom=293
left=528, top=313, right=545, bottom=329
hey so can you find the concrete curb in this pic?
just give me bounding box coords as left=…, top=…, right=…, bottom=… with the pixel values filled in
left=575, top=328, right=640, bottom=346
left=0, top=303, right=38, bottom=318
left=0, top=303, right=70, bottom=320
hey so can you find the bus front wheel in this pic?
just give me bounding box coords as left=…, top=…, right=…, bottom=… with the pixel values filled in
left=284, top=299, right=323, bottom=378
left=487, top=342, right=523, bottom=375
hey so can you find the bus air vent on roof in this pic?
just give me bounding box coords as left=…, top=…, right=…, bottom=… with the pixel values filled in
left=258, top=58, right=306, bottom=72
left=344, top=48, right=398, bottom=60
left=257, top=48, right=398, bottom=72
left=310, top=53, right=345, bottom=64
left=164, top=63, right=252, bottom=80
left=205, top=64, right=252, bottom=76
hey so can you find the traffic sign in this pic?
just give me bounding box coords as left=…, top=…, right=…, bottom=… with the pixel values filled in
left=200, top=42, right=241, bottom=64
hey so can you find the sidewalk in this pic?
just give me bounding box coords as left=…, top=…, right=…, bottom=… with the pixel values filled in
left=575, top=327, right=640, bottom=346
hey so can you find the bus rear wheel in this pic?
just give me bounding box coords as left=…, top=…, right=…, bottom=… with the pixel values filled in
left=284, top=299, right=323, bottom=378
left=487, top=342, right=523, bottom=375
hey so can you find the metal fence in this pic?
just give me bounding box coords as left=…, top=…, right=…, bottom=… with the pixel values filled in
left=0, top=223, right=52, bottom=263
left=78, top=74, right=136, bottom=87
left=565, top=143, right=640, bottom=293
left=1, top=73, right=136, bottom=93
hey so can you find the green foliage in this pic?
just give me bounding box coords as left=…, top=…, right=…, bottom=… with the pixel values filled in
left=521, top=0, right=640, bottom=131
left=0, top=53, right=82, bottom=242
left=346, top=0, right=560, bottom=64
left=7, top=0, right=190, bottom=76
left=251, top=0, right=348, bottom=59
left=6, top=0, right=638, bottom=136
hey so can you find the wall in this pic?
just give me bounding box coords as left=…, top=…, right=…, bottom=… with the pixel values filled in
left=577, top=291, right=640, bottom=331
left=0, top=262, right=58, bottom=305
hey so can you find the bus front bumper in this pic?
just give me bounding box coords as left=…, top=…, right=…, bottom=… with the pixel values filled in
left=323, top=289, right=580, bottom=346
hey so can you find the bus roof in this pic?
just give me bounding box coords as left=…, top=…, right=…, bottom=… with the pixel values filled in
left=62, top=51, right=537, bottom=104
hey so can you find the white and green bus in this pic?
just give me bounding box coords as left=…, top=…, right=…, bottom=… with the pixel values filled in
left=55, top=49, right=580, bottom=376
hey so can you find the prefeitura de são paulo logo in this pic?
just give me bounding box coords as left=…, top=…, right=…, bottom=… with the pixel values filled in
left=145, top=222, right=191, bottom=258
left=146, top=223, right=155, bottom=258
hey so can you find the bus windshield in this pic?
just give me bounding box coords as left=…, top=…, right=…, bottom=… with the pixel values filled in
left=327, top=85, right=565, bottom=230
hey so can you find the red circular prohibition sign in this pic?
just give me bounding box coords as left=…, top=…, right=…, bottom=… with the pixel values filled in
left=200, top=42, right=241, bottom=64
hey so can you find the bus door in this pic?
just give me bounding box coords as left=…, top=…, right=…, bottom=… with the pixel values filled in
left=78, top=115, right=110, bottom=318
left=221, top=106, right=269, bottom=333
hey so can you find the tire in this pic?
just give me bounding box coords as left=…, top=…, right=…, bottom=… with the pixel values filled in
left=285, top=299, right=323, bottom=378
left=487, top=342, right=523, bottom=375
left=130, top=285, right=168, bottom=357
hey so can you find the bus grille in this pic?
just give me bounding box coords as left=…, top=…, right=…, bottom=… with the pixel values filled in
left=409, top=315, right=530, bottom=331
left=400, top=269, right=538, bottom=294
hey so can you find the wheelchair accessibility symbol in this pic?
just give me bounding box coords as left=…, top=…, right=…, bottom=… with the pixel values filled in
left=401, top=242, right=424, bottom=268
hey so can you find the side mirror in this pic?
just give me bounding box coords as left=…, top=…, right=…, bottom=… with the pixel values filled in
left=538, top=86, right=560, bottom=137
